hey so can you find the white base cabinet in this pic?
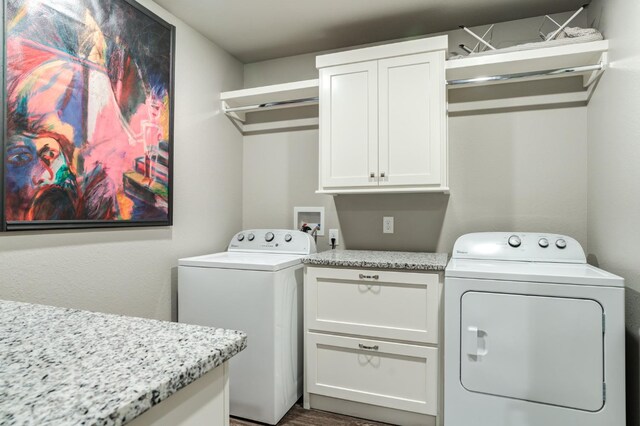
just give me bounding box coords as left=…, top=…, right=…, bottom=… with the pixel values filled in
left=304, top=266, right=443, bottom=424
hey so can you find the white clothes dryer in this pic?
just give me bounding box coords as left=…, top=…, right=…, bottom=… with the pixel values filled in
left=178, top=230, right=316, bottom=425
left=444, top=232, right=625, bottom=426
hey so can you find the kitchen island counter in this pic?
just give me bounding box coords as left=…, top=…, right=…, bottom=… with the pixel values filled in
left=0, top=299, right=246, bottom=425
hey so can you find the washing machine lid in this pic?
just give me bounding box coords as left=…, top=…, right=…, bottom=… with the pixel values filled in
left=178, top=252, right=304, bottom=272
left=446, top=258, right=623, bottom=287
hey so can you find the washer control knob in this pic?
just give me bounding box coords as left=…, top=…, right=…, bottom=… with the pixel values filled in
left=237, top=233, right=245, bottom=242
left=508, top=235, right=521, bottom=248
left=538, top=238, right=549, bottom=248
left=284, top=234, right=293, bottom=242
left=556, top=239, right=567, bottom=249
left=248, top=233, right=255, bottom=241
left=265, top=232, right=275, bottom=242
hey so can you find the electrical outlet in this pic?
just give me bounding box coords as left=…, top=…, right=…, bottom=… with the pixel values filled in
left=383, top=216, right=394, bottom=234
left=329, top=229, right=340, bottom=247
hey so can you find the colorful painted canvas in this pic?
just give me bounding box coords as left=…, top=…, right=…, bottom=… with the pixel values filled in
left=3, top=0, right=175, bottom=230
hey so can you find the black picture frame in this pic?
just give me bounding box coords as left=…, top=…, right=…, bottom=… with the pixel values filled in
left=1, top=0, right=5, bottom=232
left=2, top=0, right=175, bottom=231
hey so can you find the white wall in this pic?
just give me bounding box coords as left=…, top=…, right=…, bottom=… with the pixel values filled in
left=0, top=0, right=244, bottom=321
left=587, top=1, right=640, bottom=424
left=243, top=108, right=587, bottom=253
left=243, top=13, right=588, bottom=254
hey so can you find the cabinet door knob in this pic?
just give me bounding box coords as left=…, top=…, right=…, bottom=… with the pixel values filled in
left=359, top=274, right=379, bottom=280
left=370, top=172, right=375, bottom=178
left=358, top=343, right=379, bottom=351
left=380, top=172, right=386, bottom=178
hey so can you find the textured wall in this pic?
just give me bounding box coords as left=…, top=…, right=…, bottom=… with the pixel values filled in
left=0, top=0, right=244, bottom=321
left=587, top=1, right=640, bottom=424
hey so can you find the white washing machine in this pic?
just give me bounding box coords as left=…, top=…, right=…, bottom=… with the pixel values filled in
left=178, top=229, right=316, bottom=425
left=444, top=232, right=625, bottom=426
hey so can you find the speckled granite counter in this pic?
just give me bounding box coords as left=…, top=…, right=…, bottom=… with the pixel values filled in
left=303, top=250, right=448, bottom=271
left=0, top=300, right=246, bottom=426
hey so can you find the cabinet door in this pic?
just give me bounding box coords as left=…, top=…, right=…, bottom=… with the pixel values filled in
left=460, top=291, right=605, bottom=411
left=306, top=332, right=438, bottom=415
left=320, top=62, right=378, bottom=188
left=378, top=51, right=445, bottom=186
left=305, top=267, right=440, bottom=344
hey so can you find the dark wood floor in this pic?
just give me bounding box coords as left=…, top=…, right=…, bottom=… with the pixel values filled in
left=230, top=402, right=392, bottom=426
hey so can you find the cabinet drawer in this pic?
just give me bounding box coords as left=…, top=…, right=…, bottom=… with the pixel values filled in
left=306, top=332, right=438, bottom=415
left=305, top=267, right=440, bottom=343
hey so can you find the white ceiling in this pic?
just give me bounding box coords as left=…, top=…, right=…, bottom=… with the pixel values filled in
left=154, top=0, right=588, bottom=63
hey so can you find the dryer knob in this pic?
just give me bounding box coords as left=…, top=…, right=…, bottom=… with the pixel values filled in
left=538, top=238, right=549, bottom=248
left=508, top=235, right=521, bottom=248
left=248, top=233, right=255, bottom=241
left=265, top=232, right=275, bottom=242
left=284, top=234, right=293, bottom=242
left=556, top=239, right=567, bottom=249
left=237, top=233, right=245, bottom=242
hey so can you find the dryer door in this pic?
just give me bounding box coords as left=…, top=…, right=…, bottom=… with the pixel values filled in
left=460, top=291, right=604, bottom=411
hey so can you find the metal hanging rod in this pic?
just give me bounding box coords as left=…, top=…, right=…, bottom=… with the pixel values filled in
left=223, top=96, right=319, bottom=114
left=447, top=63, right=605, bottom=87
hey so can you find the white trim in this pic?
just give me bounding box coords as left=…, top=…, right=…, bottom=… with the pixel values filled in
left=316, top=186, right=450, bottom=195
left=316, top=36, right=448, bottom=68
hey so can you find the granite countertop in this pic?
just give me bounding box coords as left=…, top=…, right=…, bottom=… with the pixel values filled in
left=303, top=249, right=448, bottom=271
left=0, top=300, right=246, bottom=426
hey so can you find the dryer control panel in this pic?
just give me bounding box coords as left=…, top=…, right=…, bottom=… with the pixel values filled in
left=228, top=229, right=317, bottom=255
left=452, top=232, right=585, bottom=263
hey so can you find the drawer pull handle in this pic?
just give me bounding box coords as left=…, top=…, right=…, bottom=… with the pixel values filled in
left=359, top=344, right=379, bottom=351
left=359, top=274, right=379, bottom=280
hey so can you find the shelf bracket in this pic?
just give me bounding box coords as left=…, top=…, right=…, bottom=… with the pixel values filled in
left=584, top=53, right=608, bottom=88
left=221, top=101, right=246, bottom=123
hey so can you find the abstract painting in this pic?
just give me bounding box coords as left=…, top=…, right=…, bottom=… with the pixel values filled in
left=3, top=0, right=175, bottom=230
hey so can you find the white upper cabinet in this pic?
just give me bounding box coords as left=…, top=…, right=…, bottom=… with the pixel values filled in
left=316, top=36, right=448, bottom=194
left=320, top=62, right=378, bottom=188
left=379, top=52, right=444, bottom=187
